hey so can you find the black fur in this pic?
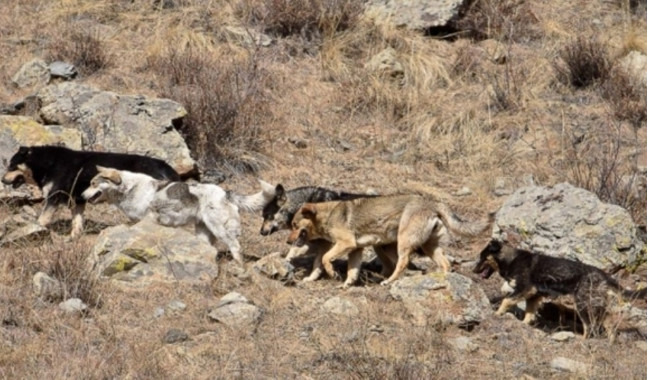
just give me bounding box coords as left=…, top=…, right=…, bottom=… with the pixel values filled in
left=3, top=145, right=180, bottom=206
left=260, top=184, right=377, bottom=236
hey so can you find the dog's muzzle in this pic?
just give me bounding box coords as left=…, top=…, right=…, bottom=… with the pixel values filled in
left=472, top=260, right=495, bottom=279
left=260, top=224, right=277, bottom=236
left=2, top=170, right=25, bottom=188
left=286, top=229, right=308, bottom=247
left=85, top=190, right=103, bottom=204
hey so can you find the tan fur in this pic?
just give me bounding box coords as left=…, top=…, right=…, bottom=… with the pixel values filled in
left=288, top=194, right=493, bottom=286
left=96, top=166, right=122, bottom=185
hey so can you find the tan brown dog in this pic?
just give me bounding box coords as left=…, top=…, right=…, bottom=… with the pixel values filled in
left=287, top=194, right=493, bottom=286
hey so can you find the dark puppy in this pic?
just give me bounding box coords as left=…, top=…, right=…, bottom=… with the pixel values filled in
left=473, top=240, right=646, bottom=341
left=2, top=145, right=179, bottom=237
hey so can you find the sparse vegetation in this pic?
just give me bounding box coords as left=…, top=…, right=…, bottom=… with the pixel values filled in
left=554, top=37, right=612, bottom=88
left=0, top=0, right=646, bottom=378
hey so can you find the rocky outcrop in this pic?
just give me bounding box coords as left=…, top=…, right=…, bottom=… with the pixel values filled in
left=0, top=207, right=49, bottom=246
left=390, top=272, right=491, bottom=328
left=493, top=182, right=644, bottom=271
left=367, top=0, right=469, bottom=30
left=37, top=82, right=196, bottom=176
left=90, top=218, right=219, bottom=284
left=12, top=59, right=50, bottom=89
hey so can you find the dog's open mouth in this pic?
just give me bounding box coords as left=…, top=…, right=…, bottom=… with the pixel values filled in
left=481, top=267, right=494, bottom=279
left=473, top=261, right=494, bottom=279
left=2, top=171, right=25, bottom=188
left=87, top=191, right=103, bottom=204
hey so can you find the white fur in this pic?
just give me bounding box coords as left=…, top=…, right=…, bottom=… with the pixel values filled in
left=82, top=169, right=276, bottom=265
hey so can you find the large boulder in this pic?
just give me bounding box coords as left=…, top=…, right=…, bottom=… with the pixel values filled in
left=493, top=183, right=644, bottom=271
left=367, top=0, right=468, bottom=30
left=37, top=82, right=196, bottom=176
left=12, top=58, right=50, bottom=89
left=390, top=272, right=491, bottom=328
left=90, top=218, right=218, bottom=284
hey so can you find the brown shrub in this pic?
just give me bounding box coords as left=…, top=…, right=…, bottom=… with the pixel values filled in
left=601, top=66, right=647, bottom=127
left=453, top=0, right=541, bottom=42
left=559, top=122, right=646, bottom=223
left=147, top=46, right=270, bottom=174
left=47, top=29, right=110, bottom=76
left=554, top=37, right=612, bottom=88
left=239, top=0, right=364, bottom=39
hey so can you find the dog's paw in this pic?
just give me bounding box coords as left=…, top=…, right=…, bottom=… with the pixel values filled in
left=380, top=279, right=392, bottom=286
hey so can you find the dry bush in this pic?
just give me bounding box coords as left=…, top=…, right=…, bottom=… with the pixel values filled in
left=554, top=37, right=612, bottom=88
left=46, top=28, right=111, bottom=76
left=239, top=0, right=364, bottom=39
left=147, top=46, right=270, bottom=174
left=601, top=66, right=647, bottom=127
left=489, top=64, right=525, bottom=112
left=453, top=0, right=541, bottom=42
left=558, top=122, right=646, bottom=223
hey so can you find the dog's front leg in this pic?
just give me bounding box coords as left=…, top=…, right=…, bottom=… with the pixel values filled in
left=70, top=203, right=85, bottom=238
left=321, top=242, right=355, bottom=279
left=341, top=249, right=363, bottom=288
left=522, top=295, right=543, bottom=325
left=303, top=252, right=324, bottom=282
left=496, top=296, right=521, bottom=316
left=37, top=202, right=56, bottom=227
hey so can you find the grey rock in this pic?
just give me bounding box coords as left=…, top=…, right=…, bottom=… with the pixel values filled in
left=619, top=51, right=647, bottom=86
left=59, top=298, right=88, bottom=314
left=550, top=357, right=588, bottom=374
left=208, top=292, right=263, bottom=327
left=222, top=26, right=273, bottom=47
left=288, top=137, right=308, bottom=149
left=90, top=218, right=219, bottom=284
left=550, top=331, right=575, bottom=342
left=390, top=272, right=491, bottom=327
left=167, top=300, right=187, bottom=312
left=252, top=252, right=295, bottom=283
left=635, top=341, right=646, bottom=351
left=163, top=329, right=189, bottom=344
left=448, top=336, right=478, bottom=352
left=367, top=0, right=468, bottom=30
left=493, top=183, right=643, bottom=271
left=33, top=272, right=64, bottom=301
left=153, top=307, right=165, bottom=318
left=49, top=61, right=77, bottom=80
left=321, top=297, right=359, bottom=317
left=37, top=82, right=195, bottom=176
left=455, top=187, right=472, bottom=197
left=12, top=59, right=49, bottom=88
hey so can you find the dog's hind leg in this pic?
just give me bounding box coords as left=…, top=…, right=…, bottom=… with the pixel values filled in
left=522, top=295, right=543, bottom=325
left=380, top=244, right=413, bottom=286
left=375, top=244, right=397, bottom=278
left=70, top=203, right=85, bottom=238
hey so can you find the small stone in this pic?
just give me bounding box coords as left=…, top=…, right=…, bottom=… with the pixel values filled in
left=33, top=272, right=63, bottom=301
left=550, top=357, right=588, bottom=374
left=455, top=187, right=472, bottom=196
left=321, top=297, right=359, bottom=317
left=153, top=307, right=165, bottom=318
left=167, top=300, right=187, bottom=312
left=12, top=59, right=49, bottom=88
left=49, top=61, right=77, bottom=80
left=551, top=331, right=575, bottom=342
left=448, top=336, right=479, bottom=352
left=59, top=298, right=88, bottom=314
left=163, top=329, right=189, bottom=344
left=288, top=137, right=308, bottom=149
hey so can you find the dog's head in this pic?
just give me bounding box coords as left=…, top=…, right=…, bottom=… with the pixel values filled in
left=286, top=203, right=320, bottom=246
left=82, top=166, right=123, bottom=204
left=2, top=147, right=36, bottom=188
left=261, top=184, right=292, bottom=235
left=472, top=239, right=505, bottom=279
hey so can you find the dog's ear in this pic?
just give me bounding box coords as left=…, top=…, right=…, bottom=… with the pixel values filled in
left=300, top=204, right=317, bottom=219
left=97, top=167, right=122, bottom=185
left=276, top=184, right=286, bottom=205
left=258, top=179, right=276, bottom=195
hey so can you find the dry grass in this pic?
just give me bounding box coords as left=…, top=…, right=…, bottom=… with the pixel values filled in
left=0, top=0, right=646, bottom=378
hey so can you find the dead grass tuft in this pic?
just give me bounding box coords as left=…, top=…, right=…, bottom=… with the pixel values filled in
left=554, top=37, right=612, bottom=88
left=454, top=0, right=541, bottom=42
left=239, top=0, right=364, bottom=39
left=46, top=28, right=111, bottom=76
left=601, top=66, right=647, bottom=127
left=146, top=45, right=271, bottom=174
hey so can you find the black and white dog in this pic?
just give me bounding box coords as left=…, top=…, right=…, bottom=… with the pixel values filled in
left=1, top=145, right=179, bottom=237
left=82, top=167, right=276, bottom=265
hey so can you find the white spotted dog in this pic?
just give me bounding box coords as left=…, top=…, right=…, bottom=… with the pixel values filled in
left=82, top=166, right=276, bottom=265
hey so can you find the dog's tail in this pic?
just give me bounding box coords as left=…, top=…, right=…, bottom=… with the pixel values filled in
left=227, top=179, right=277, bottom=213
left=434, top=202, right=496, bottom=237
